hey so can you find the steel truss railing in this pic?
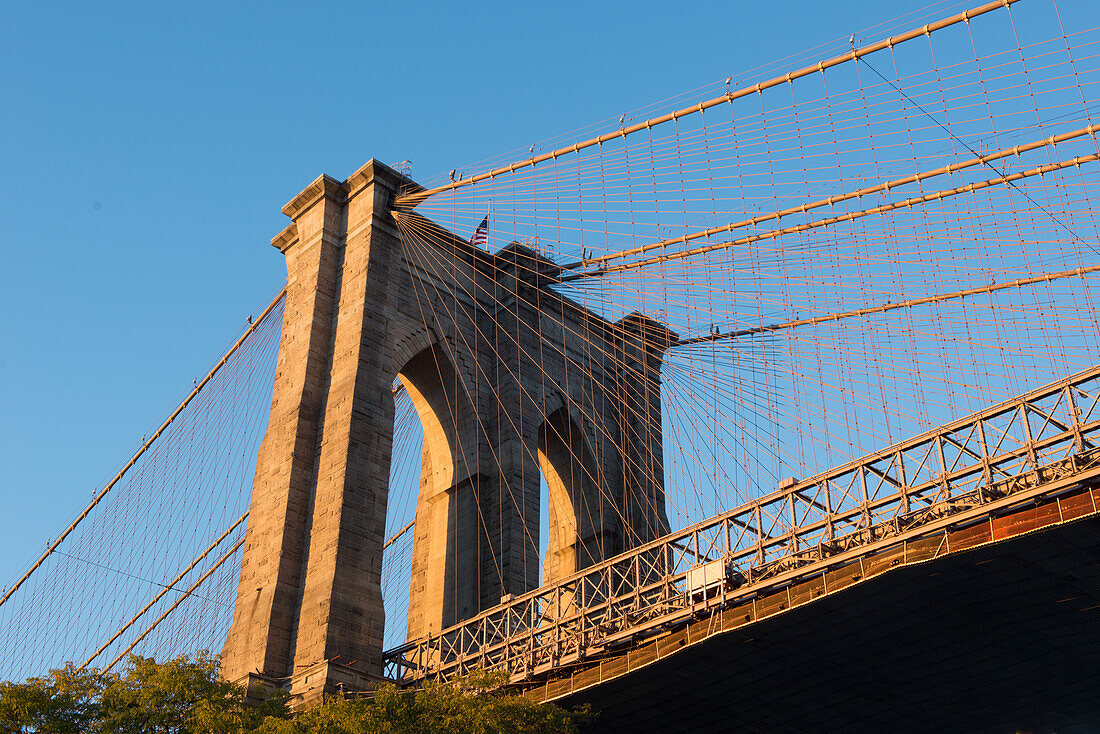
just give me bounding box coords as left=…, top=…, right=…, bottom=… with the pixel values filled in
left=383, top=364, right=1100, bottom=683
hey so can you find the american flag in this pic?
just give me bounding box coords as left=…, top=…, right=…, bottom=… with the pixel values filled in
left=470, top=215, right=489, bottom=248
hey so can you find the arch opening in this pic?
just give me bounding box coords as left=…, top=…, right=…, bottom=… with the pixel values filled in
left=395, top=341, right=480, bottom=643
left=381, top=378, right=422, bottom=651
left=537, top=407, right=618, bottom=586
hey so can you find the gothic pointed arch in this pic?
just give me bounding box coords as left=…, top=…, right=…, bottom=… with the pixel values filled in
left=538, top=406, right=620, bottom=584
left=400, top=339, right=481, bottom=641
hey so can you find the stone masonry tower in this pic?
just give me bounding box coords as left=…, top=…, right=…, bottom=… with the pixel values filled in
left=220, top=161, right=676, bottom=701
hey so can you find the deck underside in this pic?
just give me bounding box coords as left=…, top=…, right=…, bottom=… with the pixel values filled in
left=559, top=516, right=1100, bottom=733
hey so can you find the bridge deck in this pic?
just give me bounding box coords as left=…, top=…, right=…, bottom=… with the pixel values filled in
left=544, top=495, right=1100, bottom=733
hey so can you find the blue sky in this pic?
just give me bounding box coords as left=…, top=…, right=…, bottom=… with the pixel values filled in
left=4, top=0, right=1096, bottom=601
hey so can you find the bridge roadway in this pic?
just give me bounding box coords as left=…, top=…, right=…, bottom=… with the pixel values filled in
left=384, top=365, right=1100, bottom=731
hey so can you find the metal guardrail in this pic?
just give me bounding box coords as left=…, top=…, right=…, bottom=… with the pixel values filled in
left=383, top=364, right=1100, bottom=683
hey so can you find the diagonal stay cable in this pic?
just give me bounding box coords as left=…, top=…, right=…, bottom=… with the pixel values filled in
left=53, top=550, right=225, bottom=607
left=856, top=54, right=1100, bottom=258
left=101, top=536, right=246, bottom=674
left=77, top=512, right=249, bottom=671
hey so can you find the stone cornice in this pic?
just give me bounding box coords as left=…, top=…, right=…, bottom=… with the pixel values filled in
left=344, top=159, right=379, bottom=200
left=270, top=222, right=299, bottom=253
left=616, top=311, right=680, bottom=351
left=345, top=159, right=424, bottom=203
left=281, top=174, right=346, bottom=220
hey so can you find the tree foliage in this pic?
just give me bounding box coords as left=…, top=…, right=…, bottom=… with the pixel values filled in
left=0, top=655, right=589, bottom=734
left=0, top=663, right=106, bottom=733
left=255, top=669, right=588, bottom=734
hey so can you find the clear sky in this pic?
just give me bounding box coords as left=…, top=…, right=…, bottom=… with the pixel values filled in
left=4, top=0, right=1097, bottom=594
